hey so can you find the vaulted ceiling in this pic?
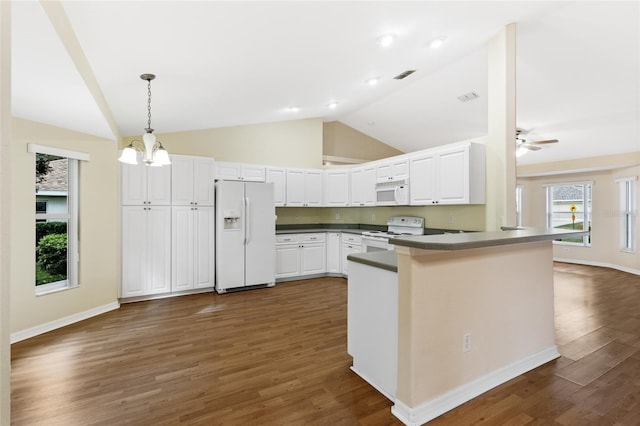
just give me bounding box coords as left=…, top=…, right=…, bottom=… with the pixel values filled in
left=10, top=1, right=640, bottom=166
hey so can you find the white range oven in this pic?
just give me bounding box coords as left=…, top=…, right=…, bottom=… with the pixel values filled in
left=361, top=215, right=424, bottom=252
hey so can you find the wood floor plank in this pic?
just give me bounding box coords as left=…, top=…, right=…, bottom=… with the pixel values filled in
left=11, top=263, right=640, bottom=425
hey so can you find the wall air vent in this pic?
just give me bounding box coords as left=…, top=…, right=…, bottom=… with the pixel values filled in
left=393, top=70, right=416, bottom=80
left=457, top=92, right=480, bottom=102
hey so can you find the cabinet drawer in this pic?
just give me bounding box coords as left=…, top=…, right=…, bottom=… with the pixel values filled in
left=276, top=235, right=299, bottom=244
left=341, top=234, right=362, bottom=245
left=300, top=233, right=326, bottom=243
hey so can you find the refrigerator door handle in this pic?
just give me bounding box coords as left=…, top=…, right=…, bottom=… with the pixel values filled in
left=245, top=196, right=251, bottom=245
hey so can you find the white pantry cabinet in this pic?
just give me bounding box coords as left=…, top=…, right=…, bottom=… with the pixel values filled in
left=171, top=155, right=214, bottom=206
left=266, top=167, right=287, bottom=206
left=350, top=165, right=376, bottom=206
left=324, top=169, right=349, bottom=207
left=215, top=161, right=266, bottom=182
left=285, top=169, right=323, bottom=207
left=121, top=206, right=171, bottom=297
left=410, top=143, right=485, bottom=205
left=121, top=159, right=171, bottom=206
left=171, top=206, right=214, bottom=291
left=376, top=157, right=409, bottom=183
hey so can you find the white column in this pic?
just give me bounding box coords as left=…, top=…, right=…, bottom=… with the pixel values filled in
left=0, top=1, right=11, bottom=423
left=485, top=24, right=517, bottom=231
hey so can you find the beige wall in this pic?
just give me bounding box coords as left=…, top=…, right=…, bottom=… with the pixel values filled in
left=10, top=118, right=119, bottom=333
left=276, top=205, right=486, bottom=231
left=518, top=157, right=640, bottom=273
left=124, top=118, right=323, bottom=169
left=323, top=121, right=403, bottom=162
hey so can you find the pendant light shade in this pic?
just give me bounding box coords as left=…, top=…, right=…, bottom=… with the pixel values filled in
left=118, top=74, right=171, bottom=166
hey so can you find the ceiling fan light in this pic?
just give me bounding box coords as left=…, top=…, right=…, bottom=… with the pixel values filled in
left=516, top=146, right=529, bottom=157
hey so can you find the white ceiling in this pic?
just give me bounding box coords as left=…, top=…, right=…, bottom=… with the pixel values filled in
left=10, top=1, right=640, bottom=166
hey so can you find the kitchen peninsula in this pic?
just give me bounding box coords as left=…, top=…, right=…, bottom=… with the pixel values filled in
left=347, top=228, right=588, bottom=426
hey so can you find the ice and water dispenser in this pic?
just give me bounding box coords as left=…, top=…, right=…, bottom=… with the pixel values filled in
left=223, top=210, right=241, bottom=230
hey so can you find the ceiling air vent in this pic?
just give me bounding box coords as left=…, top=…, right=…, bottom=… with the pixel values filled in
left=393, top=70, right=416, bottom=80
left=457, top=92, right=480, bottom=102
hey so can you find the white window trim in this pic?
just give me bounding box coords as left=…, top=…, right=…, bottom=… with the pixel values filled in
left=34, top=150, right=80, bottom=295
left=545, top=182, right=592, bottom=247
left=516, top=185, right=524, bottom=227
left=28, top=143, right=90, bottom=161
left=617, top=176, right=637, bottom=253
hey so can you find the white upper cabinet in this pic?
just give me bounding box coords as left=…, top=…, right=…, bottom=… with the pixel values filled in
left=121, top=157, right=171, bottom=206
left=350, top=165, right=376, bottom=206
left=266, top=167, right=287, bottom=206
left=376, top=157, right=409, bottom=183
left=215, top=161, right=265, bottom=182
left=171, top=155, right=215, bottom=206
left=286, top=168, right=323, bottom=207
left=324, top=169, right=349, bottom=207
left=409, top=142, right=485, bottom=205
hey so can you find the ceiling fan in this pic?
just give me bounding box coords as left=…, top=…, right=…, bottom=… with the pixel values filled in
left=516, top=128, right=558, bottom=156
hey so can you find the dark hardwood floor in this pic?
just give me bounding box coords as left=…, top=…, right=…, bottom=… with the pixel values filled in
left=11, top=263, right=640, bottom=425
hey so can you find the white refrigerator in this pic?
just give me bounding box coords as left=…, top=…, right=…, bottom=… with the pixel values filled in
left=215, top=180, right=275, bottom=293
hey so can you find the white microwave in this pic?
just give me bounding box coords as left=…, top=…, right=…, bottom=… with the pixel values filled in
left=375, top=179, right=409, bottom=205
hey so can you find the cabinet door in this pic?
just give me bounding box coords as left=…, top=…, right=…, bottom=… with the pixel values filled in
left=276, top=244, right=300, bottom=278
left=285, top=169, right=305, bottom=206
left=437, top=147, right=468, bottom=204
left=147, top=165, right=172, bottom=205
left=326, top=233, right=341, bottom=274
left=121, top=162, right=147, bottom=206
left=172, top=206, right=194, bottom=291
left=391, top=159, right=409, bottom=180
left=266, top=168, right=287, bottom=206
left=122, top=206, right=148, bottom=297
left=376, top=162, right=392, bottom=182
left=304, top=170, right=323, bottom=206
left=300, top=243, right=326, bottom=275
left=410, top=153, right=438, bottom=205
left=341, top=243, right=360, bottom=276
left=361, top=167, right=377, bottom=205
left=242, top=165, right=266, bottom=182
left=171, top=155, right=195, bottom=206
left=194, top=207, right=214, bottom=288
left=324, top=170, right=349, bottom=207
left=147, top=206, right=172, bottom=294
left=215, top=161, right=242, bottom=181
left=194, top=158, right=215, bottom=206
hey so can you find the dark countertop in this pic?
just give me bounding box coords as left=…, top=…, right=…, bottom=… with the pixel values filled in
left=388, top=228, right=589, bottom=251
left=347, top=251, right=397, bottom=273
left=276, top=228, right=365, bottom=235
left=275, top=224, right=461, bottom=236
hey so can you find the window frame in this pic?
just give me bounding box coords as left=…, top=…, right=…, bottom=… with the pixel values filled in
left=617, top=176, right=637, bottom=253
left=545, top=181, right=592, bottom=247
left=30, top=144, right=88, bottom=295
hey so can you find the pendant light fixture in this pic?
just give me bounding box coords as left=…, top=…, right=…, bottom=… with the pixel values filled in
left=118, top=73, right=171, bottom=167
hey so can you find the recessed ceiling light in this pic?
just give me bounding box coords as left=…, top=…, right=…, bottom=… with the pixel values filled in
left=366, top=77, right=380, bottom=86
left=367, top=121, right=376, bottom=126
left=376, top=34, right=396, bottom=47
left=327, top=102, right=339, bottom=109
left=287, top=106, right=299, bottom=113
left=427, top=36, right=447, bottom=49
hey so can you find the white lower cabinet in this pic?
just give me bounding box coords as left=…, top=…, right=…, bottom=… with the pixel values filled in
left=171, top=206, right=214, bottom=291
left=341, top=234, right=362, bottom=276
left=326, top=232, right=341, bottom=274
left=275, top=233, right=326, bottom=279
left=122, top=206, right=171, bottom=298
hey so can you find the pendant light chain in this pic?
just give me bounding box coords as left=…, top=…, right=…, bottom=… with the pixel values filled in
left=146, top=78, right=153, bottom=132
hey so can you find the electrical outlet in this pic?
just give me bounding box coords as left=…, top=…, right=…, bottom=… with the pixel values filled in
left=463, top=333, right=471, bottom=353
left=448, top=215, right=454, bottom=224
left=371, top=213, right=376, bottom=221
left=335, top=213, right=340, bottom=220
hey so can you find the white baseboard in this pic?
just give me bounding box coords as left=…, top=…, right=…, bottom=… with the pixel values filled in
left=350, top=365, right=396, bottom=402
left=10, top=301, right=120, bottom=344
left=391, top=346, right=560, bottom=426
left=554, top=258, right=640, bottom=276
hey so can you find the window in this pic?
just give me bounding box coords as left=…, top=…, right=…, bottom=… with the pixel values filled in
left=545, top=182, right=592, bottom=246
left=617, top=177, right=636, bottom=252
left=30, top=144, right=88, bottom=294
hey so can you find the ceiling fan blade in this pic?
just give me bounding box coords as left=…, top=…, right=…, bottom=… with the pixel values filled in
left=526, top=139, right=559, bottom=145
